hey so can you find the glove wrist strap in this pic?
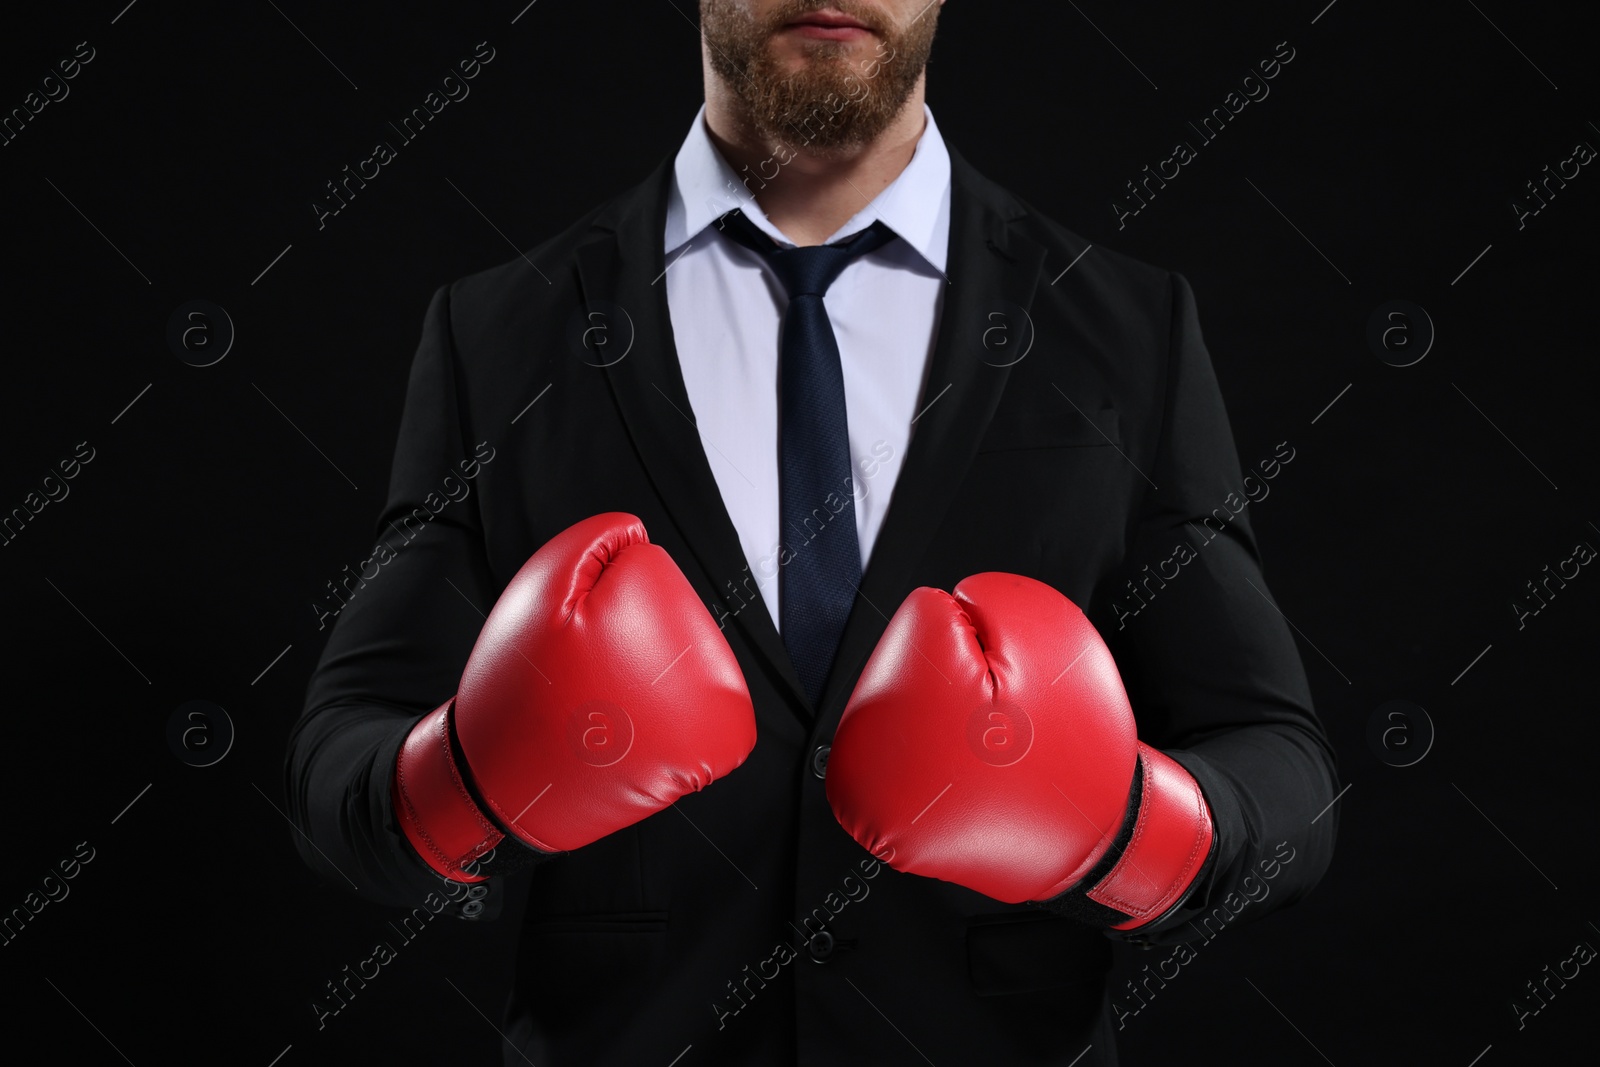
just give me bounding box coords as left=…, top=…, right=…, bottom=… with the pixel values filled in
left=1041, top=743, right=1215, bottom=930
left=391, top=700, right=502, bottom=883
left=1092, top=742, right=1214, bottom=930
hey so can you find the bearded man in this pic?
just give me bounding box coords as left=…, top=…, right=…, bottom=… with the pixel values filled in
left=285, top=3, right=1339, bottom=1064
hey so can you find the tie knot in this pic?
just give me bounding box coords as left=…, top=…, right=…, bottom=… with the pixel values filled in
left=716, top=208, right=897, bottom=298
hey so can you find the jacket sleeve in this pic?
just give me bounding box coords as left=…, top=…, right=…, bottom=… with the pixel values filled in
left=1092, top=271, right=1340, bottom=945
left=282, top=283, right=504, bottom=914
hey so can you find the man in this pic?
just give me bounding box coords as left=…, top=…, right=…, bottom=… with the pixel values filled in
left=284, top=1, right=1339, bottom=1063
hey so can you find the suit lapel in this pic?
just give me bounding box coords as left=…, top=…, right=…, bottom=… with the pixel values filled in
left=575, top=156, right=814, bottom=723
left=813, top=146, right=1048, bottom=730
left=573, top=145, right=1046, bottom=736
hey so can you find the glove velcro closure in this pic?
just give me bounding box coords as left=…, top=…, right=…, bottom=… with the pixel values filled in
left=1038, top=743, right=1214, bottom=930
left=391, top=700, right=502, bottom=883
left=391, top=699, right=559, bottom=882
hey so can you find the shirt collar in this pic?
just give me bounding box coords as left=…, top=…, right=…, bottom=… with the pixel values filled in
left=665, top=100, right=951, bottom=275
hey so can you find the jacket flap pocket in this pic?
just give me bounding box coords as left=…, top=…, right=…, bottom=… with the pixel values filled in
left=967, top=913, right=1109, bottom=997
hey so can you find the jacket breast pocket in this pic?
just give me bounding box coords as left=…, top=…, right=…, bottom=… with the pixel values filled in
left=940, top=403, right=1134, bottom=587
left=976, top=406, right=1121, bottom=454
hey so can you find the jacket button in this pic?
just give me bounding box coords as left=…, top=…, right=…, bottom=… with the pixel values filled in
left=807, top=929, right=835, bottom=963
left=811, top=744, right=831, bottom=779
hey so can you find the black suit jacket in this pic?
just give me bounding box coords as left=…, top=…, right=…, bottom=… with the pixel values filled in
left=285, top=141, right=1339, bottom=1066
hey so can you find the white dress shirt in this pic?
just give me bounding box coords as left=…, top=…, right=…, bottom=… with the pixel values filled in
left=664, top=101, right=952, bottom=632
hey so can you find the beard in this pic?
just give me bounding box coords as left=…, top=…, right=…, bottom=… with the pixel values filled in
left=700, top=0, right=940, bottom=154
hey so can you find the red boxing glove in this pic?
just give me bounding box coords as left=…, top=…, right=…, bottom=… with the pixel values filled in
left=825, top=572, right=1213, bottom=930
left=392, top=512, right=758, bottom=881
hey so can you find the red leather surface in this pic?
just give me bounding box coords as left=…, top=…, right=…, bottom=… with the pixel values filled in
left=450, top=512, right=758, bottom=853
left=826, top=572, right=1139, bottom=904
left=1093, top=742, right=1214, bottom=930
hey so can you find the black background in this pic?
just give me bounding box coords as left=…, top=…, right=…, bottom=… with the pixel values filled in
left=2, top=1, right=1597, bottom=1063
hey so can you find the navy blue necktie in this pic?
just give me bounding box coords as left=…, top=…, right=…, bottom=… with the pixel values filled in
left=717, top=208, right=898, bottom=707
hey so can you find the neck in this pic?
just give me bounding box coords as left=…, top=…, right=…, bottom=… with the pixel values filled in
left=702, top=74, right=927, bottom=247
